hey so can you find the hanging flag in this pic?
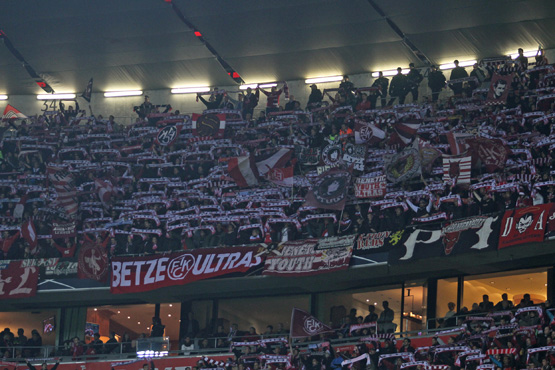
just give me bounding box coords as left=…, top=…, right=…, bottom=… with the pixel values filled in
left=192, top=113, right=226, bottom=138
left=418, top=139, right=442, bottom=173
left=384, top=147, right=421, bottom=184
left=442, top=155, right=472, bottom=185
left=78, top=241, right=109, bottom=281
left=21, top=219, right=38, bottom=251
left=266, top=165, right=294, bottom=187
left=95, top=178, right=114, bottom=207
left=486, top=73, right=514, bottom=105
left=155, top=124, right=182, bottom=146
left=81, top=78, right=93, bottom=103
left=290, top=308, right=334, bottom=338
left=343, top=143, right=366, bottom=171
left=446, top=132, right=473, bottom=155
left=355, top=175, right=386, bottom=198
left=256, top=148, right=292, bottom=176
left=228, top=156, right=260, bottom=188
left=467, top=137, right=511, bottom=173
left=389, top=121, right=421, bottom=147
left=2, top=104, right=27, bottom=120
left=305, top=168, right=350, bottom=211
left=47, top=166, right=78, bottom=217
left=354, top=121, right=385, bottom=145
left=499, top=204, right=551, bottom=249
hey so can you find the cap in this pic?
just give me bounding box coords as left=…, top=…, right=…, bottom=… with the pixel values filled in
left=310, top=84, right=317, bottom=88
left=409, top=63, right=415, bottom=67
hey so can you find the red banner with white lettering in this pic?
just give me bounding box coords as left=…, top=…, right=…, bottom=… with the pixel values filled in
left=111, top=247, right=263, bottom=294
left=355, top=176, right=386, bottom=198
left=499, top=204, right=551, bottom=249
left=33, top=355, right=231, bottom=370
left=263, top=239, right=352, bottom=276
left=0, top=260, right=39, bottom=299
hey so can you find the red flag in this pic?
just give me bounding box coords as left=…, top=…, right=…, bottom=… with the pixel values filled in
left=442, top=155, right=472, bottom=185
left=467, top=137, right=511, bottom=173
left=266, top=165, right=294, bottom=187
left=228, top=156, right=260, bottom=188
left=2, top=104, right=27, bottom=120
left=486, top=73, right=514, bottom=105
left=95, top=178, right=114, bottom=207
left=21, top=219, right=38, bottom=251
left=290, top=308, right=333, bottom=338
left=354, top=120, right=385, bottom=145
left=256, top=148, right=292, bottom=176
left=192, top=113, right=226, bottom=138
left=446, top=132, right=473, bottom=155
left=78, top=241, right=109, bottom=281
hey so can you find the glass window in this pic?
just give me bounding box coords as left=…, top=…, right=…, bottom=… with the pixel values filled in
left=436, top=277, right=458, bottom=322
left=463, top=268, right=548, bottom=312
left=218, top=294, right=310, bottom=335
left=86, top=304, right=156, bottom=343
left=403, top=281, right=427, bottom=333
left=319, top=285, right=402, bottom=333
left=0, top=310, right=57, bottom=346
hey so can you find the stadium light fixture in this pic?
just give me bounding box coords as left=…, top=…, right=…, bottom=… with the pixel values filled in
left=509, top=50, right=538, bottom=59
left=439, top=60, right=477, bottom=70
left=171, top=87, right=211, bottom=94
left=304, top=76, right=343, bottom=84
left=104, top=90, right=143, bottom=97
left=36, top=93, right=76, bottom=100
left=239, top=84, right=258, bottom=90
left=0, top=95, right=8, bottom=100
left=258, top=83, right=278, bottom=88
left=372, top=69, right=409, bottom=78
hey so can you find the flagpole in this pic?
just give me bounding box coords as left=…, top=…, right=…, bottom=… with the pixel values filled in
left=337, top=207, right=344, bottom=233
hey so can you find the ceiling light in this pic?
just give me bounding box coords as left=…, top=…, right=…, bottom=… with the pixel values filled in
left=104, top=90, right=143, bottom=98
left=94, top=308, right=97, bottom=311
left=509, top=50, right=538, bottom=59
left=366, top=299, right=369, bottom=302
left=305, top=75, right=343, bottom=84
left=171, top=87, right=211, bottom=94
left=117, top=311, right=121, bottom=314
left=37, top=93, right=76, bottom=100
left=374, top=302, right=377, bottom=305
left=258, top=83, right=277, bottom=88
left=439, top=60, right=477, bottom=70
left=169, top=304, right=173, bottom=307
left=127, top=316, right=131, bottom=319
left=0, top=95, right=8, bottom=100
left=168, top=314, right=171, bottom=317
left=239, top=84, right=258, bottom=90
left=138, top=322, right=141, bottom=324
left=372, top=69, right=410, bottom=77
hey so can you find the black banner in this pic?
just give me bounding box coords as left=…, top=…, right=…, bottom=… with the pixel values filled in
left=387, top=214, right=502, bottom=263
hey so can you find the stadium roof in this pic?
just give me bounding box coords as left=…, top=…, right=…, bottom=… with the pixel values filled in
left=1, top=0, right=554, bottom=95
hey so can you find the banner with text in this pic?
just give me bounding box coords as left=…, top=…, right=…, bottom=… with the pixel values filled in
left=355, top=176, right=386, bottom=198
left=263, top=239, right=353, bottom=276
left=111, top=247, right=263, bottom=294
left=499, top=204, right=552, bottom=249
left=0, top=260, right=39, bottom=299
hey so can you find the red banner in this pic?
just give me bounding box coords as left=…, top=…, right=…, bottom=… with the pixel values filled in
left=78, top=241, right=109, bottom=282
left=263, top=239, right=352, bottom=276
left=499, top=204, right=551, bottom=248
left=28, top=355, right=232, bottom=370
left=0, top=261, right=39, bottom=299
left=111, top=247, right=263, bottom=294
left=355, top=176, right=386, bottom=198
left=486, top=73, right=514, bottom=105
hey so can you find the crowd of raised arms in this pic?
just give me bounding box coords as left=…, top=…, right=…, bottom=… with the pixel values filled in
left=0, top=48, right=553, bottom=260
left=1, top=291, right=555, bottom=370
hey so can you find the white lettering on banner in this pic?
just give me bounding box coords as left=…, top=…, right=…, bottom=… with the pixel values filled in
left=534, top=211, right=545, bottom=230
left=112, top=251, right=261, bottom=289
left=10, top=267, right=35, bottom=296
left=501, top=217, right=513, bottom=237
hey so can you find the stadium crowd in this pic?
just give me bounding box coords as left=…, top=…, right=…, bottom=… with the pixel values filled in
left=2, top=291, right=555, bottom=370
left=0, top=49, right=553, bottom=260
